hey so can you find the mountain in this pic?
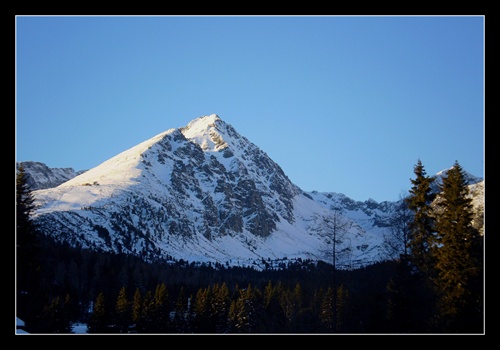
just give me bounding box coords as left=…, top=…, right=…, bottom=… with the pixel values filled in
left=16, top=161, right=86, bottom=190
left=22, top=114, right=484, bottom=269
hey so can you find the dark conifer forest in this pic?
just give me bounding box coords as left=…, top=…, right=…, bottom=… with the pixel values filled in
left=15, top=161, right=484, bottom=334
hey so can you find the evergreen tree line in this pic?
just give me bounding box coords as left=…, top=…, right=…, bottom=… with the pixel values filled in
left=15, top=159, right=484, bottom=333
left=87, top=280, right=364, bottom=333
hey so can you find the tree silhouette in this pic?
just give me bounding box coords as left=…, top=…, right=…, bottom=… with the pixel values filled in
left=115, top=286, right=131, bottom=333
left=16, top=165, right=43, bottom=330
left=172, top=286, right=189, bottom=333
left=88, top=292, right=108, bottom=333
left=131, top=287, right=142, bottom=329
left=320, top=208, right=351, bottom=326
left=320, top=286, right=335, bottom=332
left=432, top=161, right=483, bottom=332
left=383, top=193, right=413, bottom=260
left=406, top=159, right=436, bottom=275
left=42, top=294, right=72, bottom=333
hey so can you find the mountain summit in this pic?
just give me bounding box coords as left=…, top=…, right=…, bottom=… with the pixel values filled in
left=34, top=114, right=326, bottom=265
left=181, top=114, right=233, bottom=152
left=30, top=114, right=483, bottom=269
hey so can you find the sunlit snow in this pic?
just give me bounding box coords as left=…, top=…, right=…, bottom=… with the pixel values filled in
left=31, top=114, right=483, bottom=270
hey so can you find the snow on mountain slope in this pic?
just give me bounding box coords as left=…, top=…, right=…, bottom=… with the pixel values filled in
left=28, top=114, right=483, bottom=269
left=16, top=161, right=86, bottom=190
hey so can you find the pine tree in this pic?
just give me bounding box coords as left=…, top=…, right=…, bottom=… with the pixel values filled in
left=138, top=290, right=154, bottom=332
left=228, top=284, right=258, bottom=333
left=432, top=161, right=483, bottom=332
left=131, top=288, right=142, bottom=327
left=335, top=284, right=351, bottom=333
left=406, top=159, right=436, bottom=275
left=320, top=287, right=335, bottom=332
left=88, top=292, right=108, bottom=333
left=16, top=165, right=36, bottom=249
left=310, top=287, right=325, bottom=327
left=211, top=283, right=230, bottom=333
left=262, top=281, right=287, bottom=333
left=192, top=285, right=212, bottom=332
left=115, top=286, right=131, bottom=333
left=172, top=286, right=189, bottom=333
left=287, top=282, right=304, bottom=332
left=403, top=159, right=439, bottom=332
left=151, top=282, right=170, bottom=332
left=16, top=164, right=43, bottom=329
left=42, top=294, right=73, bottom=333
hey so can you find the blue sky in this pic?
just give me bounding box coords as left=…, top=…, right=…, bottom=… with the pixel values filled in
left=15, top=15, right=484, bottom=202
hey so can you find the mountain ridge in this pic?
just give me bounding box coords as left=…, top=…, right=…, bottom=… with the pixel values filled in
left=18, top=114, right=484, bottom=269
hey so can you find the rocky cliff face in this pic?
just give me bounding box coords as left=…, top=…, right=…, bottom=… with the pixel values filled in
left=20, top=114, right=484, bottom=269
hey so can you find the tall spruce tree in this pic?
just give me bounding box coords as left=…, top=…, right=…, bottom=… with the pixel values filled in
left=172, top=286, right=189, bottom=333
left=131, top=288, right=143, bottom=329
left=138, top=290, right=154, bottom=332
left=433, top=161, right=483, bottom=332
left=16, top=165, right=43, bottom=329
left=16, top=165, right=37, bottom=284
left=229, top=284, right=258, bottom=333
left=115, top=286, right=131, bottom=333
left=211, top=282, right=231, bottom=333
left=88, top=292, right=108, bottom=333
left=41, top=294, right=73, bottom=333
left=320, top=286, right=335, bottom=332
left=193, top=285, right=212, bottom=332
left=406, top=159, right=436, bottom=275
left=151, top=282, right=170, bottom=332
left=262, top=281, right=287, bottom=332
left=403, top=159, right=439, bottom=332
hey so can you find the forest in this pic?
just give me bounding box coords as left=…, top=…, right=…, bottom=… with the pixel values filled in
left=15, top=160, right=484, bottom=334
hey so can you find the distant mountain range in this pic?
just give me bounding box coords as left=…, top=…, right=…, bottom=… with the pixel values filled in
left=18, top=161, right=86, bottom=190
left=17, top=114, right=484, bottom=269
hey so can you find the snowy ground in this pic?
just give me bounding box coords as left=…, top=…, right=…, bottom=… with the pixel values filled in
left=71, top=323, right=89, bottom=334
left=16, top=318, right=89, bottom=334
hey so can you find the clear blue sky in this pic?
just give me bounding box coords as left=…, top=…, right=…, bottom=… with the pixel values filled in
left=15, top=15, right=484, bottom=202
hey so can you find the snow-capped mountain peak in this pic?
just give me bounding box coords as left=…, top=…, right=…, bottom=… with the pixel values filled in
left=23, top=114, right=484, bottom=270
left=181, top=114, right=228, bottom=152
